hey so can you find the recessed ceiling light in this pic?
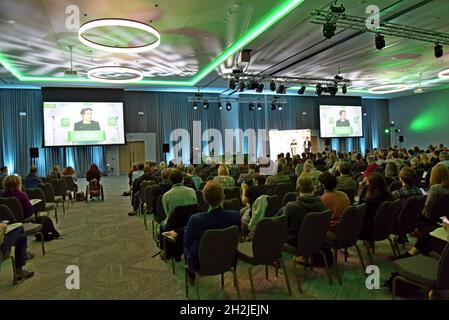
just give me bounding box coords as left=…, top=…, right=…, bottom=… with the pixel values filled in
left=368, top=84, right=410, bottom=94
left=8, top=20, right=15, bottom=24
left=79, top=19, right=161, bottom=53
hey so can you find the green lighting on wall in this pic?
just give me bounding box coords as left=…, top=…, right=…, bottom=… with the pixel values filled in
left=410, top=106, right=448, bottom=133
left=0, top=0, right=305, bottom=86
left=384, top=128, right=390, bottom=134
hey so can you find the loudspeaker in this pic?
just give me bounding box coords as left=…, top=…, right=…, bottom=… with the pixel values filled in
left=399, top=136, right=404, bottom=143
left=324, top=138, right=331, bottom=146
left=29, top=147, right=39, bottom=158
left=162, top=143, right=170, bottom=153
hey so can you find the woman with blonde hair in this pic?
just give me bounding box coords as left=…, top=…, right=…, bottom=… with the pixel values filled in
left=2, top=175, right=34, bottom=219
left=213, top=164, right=235, bottom=189
left=49, top=165, right=61, bottom=179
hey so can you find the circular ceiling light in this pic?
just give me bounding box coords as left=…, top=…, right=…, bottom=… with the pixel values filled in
left=368, top=84, right=410, bottom=94
left=438, top=68, right=449, bottom=79
left=79, top=19, right=160, bottom=53
left=87, top=66, right=144, bottom=83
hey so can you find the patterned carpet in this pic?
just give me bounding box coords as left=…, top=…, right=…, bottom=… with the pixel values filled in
left=0, top=176, right=405, bottom=300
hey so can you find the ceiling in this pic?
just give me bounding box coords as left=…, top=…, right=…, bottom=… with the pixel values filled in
left=1, top=0, right=449, bottom=98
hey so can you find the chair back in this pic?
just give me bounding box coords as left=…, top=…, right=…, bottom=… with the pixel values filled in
left=334, top=204, right=366, bottom=248
left=62, top=176, right=76, bottom=191
left=273, top=182, right=295, bottom=200
left=154, top=195, right=166, bottom=223
left=143, top=185, right=154, bottom=212
left=396, top=196, right=426, bottom=235
left=41, top=177, right=52, bottom=184
left=196, top=190, right=208, bottom=212
left=39, top=183, right=56, bottom=203
left=25, top=188, right=46, bottom=212
left=0, top=197, right=24, bottom=222
left=372, top=200, right=401, bottom=241
left=428, top=193, right=449, bottom=223
left=223, top=198, right=241, bottom=211
left=52, top=179, right=68, bottom=197
left=0, top=204, right=17, bottom=223
left=296, top=210, right=331, bottom=256
left=166, top=204, right=199, bottom=231
left=389, top=181, right=403, bottom=193
left=224, top=187, right=240, bottom=200
left=281, top=192, right=298, bottom=207
left=265, top=195, right=281, bottom=217
left=252, top=215, right=288, bottom=265
left=139, top=180, right=156, bottom=201
left=338, top=188, right=356, bottom=205
left=437, top=243, right=449, bottom=289
left=198, top=226, right=239, bottom=276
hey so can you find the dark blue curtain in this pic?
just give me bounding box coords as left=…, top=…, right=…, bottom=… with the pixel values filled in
left=0, top=89, right=106, bottom=176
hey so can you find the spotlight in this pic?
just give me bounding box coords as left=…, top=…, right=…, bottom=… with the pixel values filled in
left=342, top=84, right=347, bottom=94
left=316, top=84, right=323, bottom=96
left=249, top=79, right=258, bottom=90
left=434, top=43, right=443, bottom=58
left=270, top=80, right=276, bottom=91
left=375, top=33, right=385, bottom=50
left=203, top=100, right=209, bottom=110
left=218, top=102, right=223, bottom=110
left=328, top=85, right=338, bottom=96
left=226, top=102, right=232, bottom=111
left=271, top=102, right=277, bottom=111
left=229, top=79, right=236, bottom=90
left=297, top=85, right=306, bottom=95
left=193, top=102, right=198, bottom=110
left=277, top=85, right=286, bottom=94
left=256, top=83, right=265, bottom=93
left=249, top=103, right=255, bottom=111
left=330, top=1, right=345, bottom=14
left=323, top=21, right=336, bottom=39
left=257, top=103, right=262, bottom=110
left=238, top=82, right=246, bottom=92
left=278, top=105, right=283, bottom=111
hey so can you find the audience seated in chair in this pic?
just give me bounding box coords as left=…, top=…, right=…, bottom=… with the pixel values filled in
left=0, top=167, right=7, bottom=187
left=49, top=165, right=61, bottom=180
left=128, top=165, right=159, bottom=216
left=336, top=161, right=357, bottom=190
left=283, top=175, right=327, bottom=247
left=86, top=164, right=102, bottom=182
left=128, top=163, right=138, bottom=188
left=186, top=165, right=203, bottom=190
left=24, top=166, right=43, bottom=189
left=0, top=224, right=34, bottom=284
left=319, top=172, right=350, bottom=232
left=130, top=163, right=144, bottom=185
left=213, top=165, right=235, bottom=189
left=391, top=166, right=422, bottom=205
left=2, top=175, right=35, bottom=219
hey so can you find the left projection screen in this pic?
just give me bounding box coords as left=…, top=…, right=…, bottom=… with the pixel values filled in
left=43, top=102, right=125, bottom=147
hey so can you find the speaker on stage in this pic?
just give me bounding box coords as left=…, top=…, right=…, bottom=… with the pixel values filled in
left=30, top=147, right=39, bottom=158
left=399, top=136, right=404, bottom=143
left=162, top=143, right=170, bottom=153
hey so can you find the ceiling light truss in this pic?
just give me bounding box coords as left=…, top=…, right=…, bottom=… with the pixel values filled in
left=310, top=9, right=449, bottom=45
left=187, top=95, right=287, bottom=105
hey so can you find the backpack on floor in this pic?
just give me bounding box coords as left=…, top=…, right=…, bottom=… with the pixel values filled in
left=34, top=216, right=60, bottom=242
left=76, top=191, right=85, bottom=201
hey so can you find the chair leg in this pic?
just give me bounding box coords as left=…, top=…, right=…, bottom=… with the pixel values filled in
left=280, top=258, right=292, bottom=295
left=320, top=251, right=333, bottom=285
left=363, top=241, right=374, bottom=265
left=171, top=257, right=175, bottom=275
left=248, top=266, right=256, bottom=300
left=54, top=208, right=58, bottom=224
left=143, top=208, right=148, bottom=231
left=392, top=275, right=399, bottom=300
left=11, top=256, right=16, bottom=284
left=354, top=243, right=367, bottom=276
left=292, top=257, right=303, bottom=294
left=232, top=268, right=241, bottom=300
left=38, top=232, right=46, bottom=255
left=265, top=265, right=269, bottom=280
left=184, top=267, right=189, bottom=298
left=221, top=273, right=224, bottom=289
left=195, top=275, right=200, bottom=300
left=333, top=249, right=342, bottom=285
left=387, top=236, right=398, bottom=258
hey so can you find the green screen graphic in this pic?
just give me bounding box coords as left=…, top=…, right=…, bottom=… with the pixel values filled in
left=68, top=131, right=106, bottom=142
left=333, top=127, right=353, bottom=135
left=108, top=117, right=118, bottom=126
left=61, top=118, right=70, bottom=127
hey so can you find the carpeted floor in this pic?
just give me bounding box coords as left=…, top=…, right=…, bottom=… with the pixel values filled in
left=0, top=176, right=409, bottom=300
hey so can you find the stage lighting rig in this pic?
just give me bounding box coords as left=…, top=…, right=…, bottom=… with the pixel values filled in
left=435, top=43, right=444, bottom=58
left=375, top=33, right=386, bottom=50
left=297, top=85, right=306, bottom=94
left=226, top=101, right=232, bottom=111
left=316, top=84, right=323, bottom=96
left=270, top=80, right=277, bottom=91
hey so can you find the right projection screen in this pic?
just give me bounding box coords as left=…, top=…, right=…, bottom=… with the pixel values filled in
left=319, top=105, right=363, bottom=138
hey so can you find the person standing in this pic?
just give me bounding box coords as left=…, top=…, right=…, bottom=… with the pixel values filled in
left=303, top=137, right=312, bottom=154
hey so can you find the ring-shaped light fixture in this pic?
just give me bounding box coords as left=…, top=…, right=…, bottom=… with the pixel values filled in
left=368, top=84, right=411, bottom=94
left=87, top=66, right=144, bottom=83
left=79, top=19, right=160, bottom=53
left=438, top=68, right=449, bottom=80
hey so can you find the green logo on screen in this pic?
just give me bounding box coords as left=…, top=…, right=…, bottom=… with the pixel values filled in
left=61, top=118, right=71, bottom=127
left=329, top=117, right=335, bottom=124
left=108, top=117, right=117, bottom=126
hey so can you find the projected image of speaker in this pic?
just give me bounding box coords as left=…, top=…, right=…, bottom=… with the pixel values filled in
left=30, top=147, right=39, bottom=158
left=162, top=143, right=170, bottom=153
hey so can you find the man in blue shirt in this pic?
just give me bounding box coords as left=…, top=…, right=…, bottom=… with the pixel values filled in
left=183, top=181, right=240, bottom=279
left=24, top=166, right=43, bottom=189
